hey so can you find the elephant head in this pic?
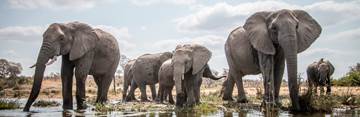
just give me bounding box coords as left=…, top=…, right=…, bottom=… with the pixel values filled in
left=243, top=9, right=321, bottom=110
left=24, top=22, right=97, bottom=111
left=172, top=44, right=211, bottom=106
left=318, top=61, right=334, bottom=85
left=159, top=52, right=173, bottom=64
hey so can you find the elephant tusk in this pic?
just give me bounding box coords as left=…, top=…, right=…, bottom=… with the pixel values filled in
left=29, top=64, right=36, bottom=68
left=46, top=56, right=58, bottom=66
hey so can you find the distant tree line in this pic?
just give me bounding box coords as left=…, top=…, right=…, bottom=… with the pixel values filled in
left=332, top=63, right=360, bottom=86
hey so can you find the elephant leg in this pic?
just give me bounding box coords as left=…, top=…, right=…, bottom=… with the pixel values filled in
left=74, top=52, right=93, bottom=109
left=126, top=80, right=137, bottom=102
left=139, top=83, right=149, bottom=102
left=326, top=78, right=331, bottom=95
left=150, top=84, right=156, bottom=101
left=122, top=78, right=129, bottom=101
left=258, top=53, right=275, bottom=104
left=194, top=76, right=202, bottom=104
left=184, top=77, right=195, bottom=106
left=75, top=73, right=87, bottom=110
left=314, top=85, right=318, bottom=95
left=194, top=83, right=201, bottom=104
left=233, top=72, right=247, bottom=103
left=61, top=57, right=74, bottom=110
left=274, top=50, right=285, bottom=105
left=98, top=75, right=113, bottom=103
left=308, top=80, right=314, bottom=95
left=168, top=87, right=175, bottom=104
left=319, top=86, right=324, bottom=95
left=156, top=85, right=163, bottom=103
left=93, top=75, right=102, bottom=102
left=223, top=74, right=235, bottom=101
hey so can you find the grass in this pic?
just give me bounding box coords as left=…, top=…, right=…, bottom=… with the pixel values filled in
left=33, top=100, right=60, bottom=107
left=0, top=99, right=20, bottom=110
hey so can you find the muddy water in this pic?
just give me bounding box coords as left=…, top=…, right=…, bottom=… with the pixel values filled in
left=0, top=99, right=359, bottom=117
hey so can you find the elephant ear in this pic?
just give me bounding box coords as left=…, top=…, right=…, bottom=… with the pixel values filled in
left=293, top=10, right=322, bottom=53
left=190, top=44, right=212, bottom=75
left=68, top=22, right=98, bottom=61
left=244, top=11, right=275, bottom=55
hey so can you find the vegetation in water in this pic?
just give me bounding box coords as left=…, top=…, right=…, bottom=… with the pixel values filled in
left=0, top=99, right=20, bottom=110
left=33, top=100, right=60, bottom=107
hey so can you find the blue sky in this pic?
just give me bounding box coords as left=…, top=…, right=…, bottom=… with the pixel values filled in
left=0, top=0, right=359, bottom=80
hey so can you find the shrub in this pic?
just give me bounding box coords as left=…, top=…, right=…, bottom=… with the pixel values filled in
left=0, top=99, right=20, bottom=110
left=33, top=100, right=60, bottom=107
left=332, top=63, right=360, bottom=86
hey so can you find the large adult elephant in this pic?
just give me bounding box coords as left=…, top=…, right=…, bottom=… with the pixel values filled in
left=156, top=59, right=224, bottom=104
left=307, top=59, right=334, bottom=95
left=173, top=44, right=221, bottom=107
left=122, top=59, right=137, bottom=101
left=23, top=22, right=120, bottom=111
left=126, top=52, right=173, bottom=102
left=223, top=9, right=321, bottom=111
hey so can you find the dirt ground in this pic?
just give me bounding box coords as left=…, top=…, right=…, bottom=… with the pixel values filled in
left=1, top=77, right=359, bottom=102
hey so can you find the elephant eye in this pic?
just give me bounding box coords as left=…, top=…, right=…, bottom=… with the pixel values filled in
left=271, top=26, right=277, bottom=31
left=295, top=23, right=299, bottom=29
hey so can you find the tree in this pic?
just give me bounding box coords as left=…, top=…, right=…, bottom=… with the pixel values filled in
left=332, top=63, right=360, bottom=86
left=0, top=58, right=22, bottom=78
left=0, top=59, right=10, bottom=78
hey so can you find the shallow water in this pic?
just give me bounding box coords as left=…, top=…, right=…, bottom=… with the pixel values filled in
left=0, top=99, right=359, bottom=117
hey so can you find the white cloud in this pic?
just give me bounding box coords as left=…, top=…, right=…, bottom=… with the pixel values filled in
left=92, top=25, right=137, bottom=51
left=152, top=35, right=225, bottom=52
left=129, top=0, right=196, bottom=6
left=7, top=0, right=105, bottom=10
left=0, top=26, right=45, bottom=42
left=330, top=27, right=360, bottom=41
left=175, top=0, right=360, bottom=33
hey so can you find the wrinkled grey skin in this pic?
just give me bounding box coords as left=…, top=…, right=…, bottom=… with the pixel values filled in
left=123, top=59, right=137, bottom=101
left=126, top=52, right=173, bottom=102
left=173, top=44, right=222, bottom=107
left=156, top=59, right=224, bottom=104
left=24, top=22, right=120, bottom=111
left=223, top=9, right=321, bottom=111
left=307, top=60, right=334, bottom=95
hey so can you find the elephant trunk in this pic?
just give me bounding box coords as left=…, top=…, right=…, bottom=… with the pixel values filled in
left=173, top=63, right=185, bottom=106
left=203, top=64, right=225, bottom=80
left=280, top=36, right=301, bottom=111
left=23, top=44, right=52, bottom=111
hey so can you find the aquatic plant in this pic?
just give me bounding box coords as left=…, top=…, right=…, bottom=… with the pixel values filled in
left=33, top=100, right=60, bottom=107
left=0, top=99, right=20, bottom=110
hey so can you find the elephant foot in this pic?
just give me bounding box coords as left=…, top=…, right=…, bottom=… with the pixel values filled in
left=222, top=96, right=234, bottom=101
left=176, top=93, right=186, bottom=107
left=62, top=105, right=73, bottom=110
left=169, top=100, right=175, bottom=105
left=77, top=103, right=88, bottom=110
left=236, top=97, right=248, bottom=103
left=141, top=98, right=150, bottom=102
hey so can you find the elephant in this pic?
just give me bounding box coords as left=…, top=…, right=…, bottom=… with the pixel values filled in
left=122, top=59, right=137, bottom=101
left=222, top=9, right=321, bottom=111
left=126, top=52, right=173, bottom=102
left=156, top=59, right=224, bottom=104
left=307, top=58, right=334, bottom=95
left=173, top=44, right=222, bottom=107
left=23, top=22, right=120, bottom=111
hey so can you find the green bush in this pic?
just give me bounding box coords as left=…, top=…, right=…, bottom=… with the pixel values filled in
left=0, top=99, right=20, bottom=110
left=33, top=100, right=60, bottom=107
left=332, top=63, right=360, bottom=86
left=332, top=71, right=360, bottom=86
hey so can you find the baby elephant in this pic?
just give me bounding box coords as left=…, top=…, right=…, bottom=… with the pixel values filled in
left=156, top=59, right=225, bottom=104
left=307, top=58, right=335, bottom=95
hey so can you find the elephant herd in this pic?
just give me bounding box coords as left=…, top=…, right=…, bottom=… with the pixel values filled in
left=23, top=9, right=335, bottom=112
